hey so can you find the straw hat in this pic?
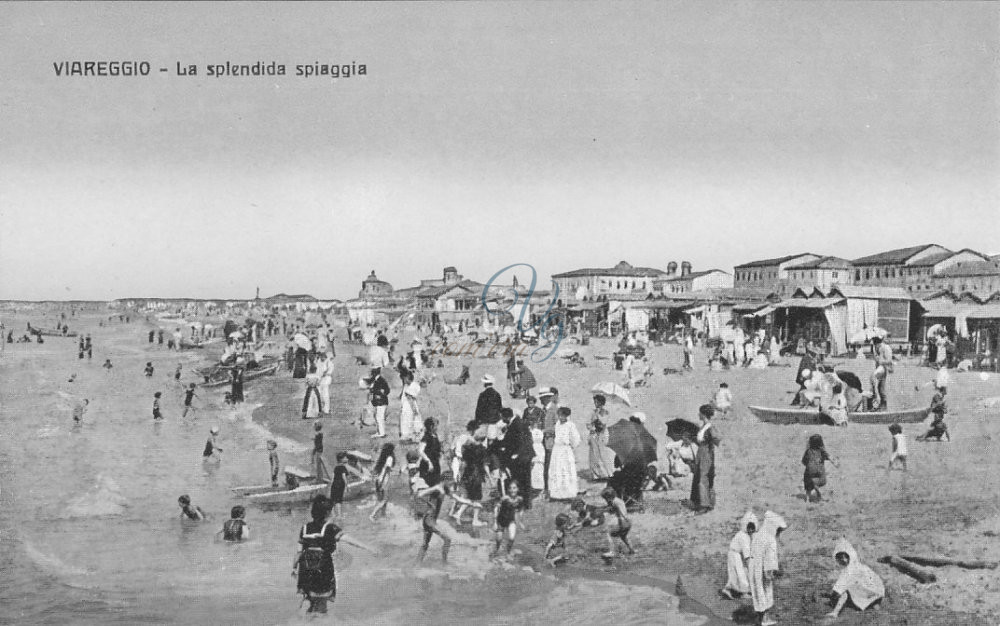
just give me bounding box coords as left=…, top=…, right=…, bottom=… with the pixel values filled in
left=482, top=374, right=495, bottom=385
left=630, top=411, right=647, bottom=423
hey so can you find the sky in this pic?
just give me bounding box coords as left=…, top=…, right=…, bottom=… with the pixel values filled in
left=1, top=2, right=997, bottom=301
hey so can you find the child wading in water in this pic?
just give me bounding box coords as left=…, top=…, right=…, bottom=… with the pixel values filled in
left=220, top=505, right=250, bottom=542
left=329, top=452, right=368, bottom=517
left=491, top=481, right=524, bottom=560
left=544, top=512, right=573, bottom=566
left=369, top=443, right=396, bottom=521
left=203, top=426, right=222, bottom=462
left=601, top=487, right=635, bottom=558
left=888, top=423, right=907, bottom=471
left=412, top=477, right=479, bottom=564
left=182, top=383, right=198, bottom=417
left=720, top=511, right=758, bottom=599
left=802, top=434, right=837, bottom=503
left=178, top=494, right=205, bottom=521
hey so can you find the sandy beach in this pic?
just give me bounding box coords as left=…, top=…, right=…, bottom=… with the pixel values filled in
left=252, top=323, right=999, bottom=624
left=2, top=310, right=997, bottom=624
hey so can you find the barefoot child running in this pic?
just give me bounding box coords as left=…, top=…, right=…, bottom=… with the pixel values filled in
left=491, top=481, right=524, bottom=559
left=602, top=487, right=635, bottom=558
left=182, top=383, right=198, bottom=418
left=412, top=478, right=480, bottom=564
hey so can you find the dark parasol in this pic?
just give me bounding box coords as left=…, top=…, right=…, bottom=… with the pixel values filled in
left=607, top=418, right=658, bottom=466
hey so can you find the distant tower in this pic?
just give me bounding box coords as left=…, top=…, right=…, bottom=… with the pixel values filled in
left=667, top=262, right=678, bottom=276
left=256, top=286, right=260, bottom=300
left=681, top=261, right=692, bottom=277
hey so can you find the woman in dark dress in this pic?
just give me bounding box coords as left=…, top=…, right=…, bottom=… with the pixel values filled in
left=418, top=417, right=442, bottom=486
left=230, top=366, right=245, bottom=403
left=294, top=496, right=377, bottom=614
left=690, top=404, right=721, bottom=513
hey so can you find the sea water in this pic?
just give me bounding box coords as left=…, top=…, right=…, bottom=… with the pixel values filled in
left=0, top=346, right=706, bottom=625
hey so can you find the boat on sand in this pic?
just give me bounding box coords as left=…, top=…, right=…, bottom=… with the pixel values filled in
left=749, top=405, right=930, bottom=426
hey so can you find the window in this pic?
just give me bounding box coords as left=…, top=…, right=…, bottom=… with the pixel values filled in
left=855, top=270, right=861, bottom=281
left=832, top=271, right=838, bottom=279
left=865, top=270, right=870, bottom=280
left=875, top=269, right=880, bottom=279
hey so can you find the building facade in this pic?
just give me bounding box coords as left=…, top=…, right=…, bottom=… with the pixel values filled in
left=850, top=245, right=992, bottom=294
left=732, top=253, right=821, bottom=294
left=655, top=269, right=733, bottom=294
left=551, top=261, right=666, bottom=302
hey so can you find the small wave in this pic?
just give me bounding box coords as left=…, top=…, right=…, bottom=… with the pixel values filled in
left=65, top=474, right=128, bottom=518
left=240, top=409, right=310, bottom=454
left=35, top=426, right=63, bottom=438
left=23, top=540, right=94, bottom=577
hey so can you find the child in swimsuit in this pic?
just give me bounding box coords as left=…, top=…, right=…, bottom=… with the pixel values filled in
left=491, top=482, right=523, bottom=559
left=544, top=512, right=573, bottom=566
left=602, top=487, right=635, bottom=558
left=220, top=505, right=250, bottom=541
left=153, top=392, right=163, bottom=420
left=178, top=494, right=205, bottom=521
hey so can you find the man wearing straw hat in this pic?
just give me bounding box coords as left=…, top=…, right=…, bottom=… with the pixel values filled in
left=475, top=374, right=504, bottom=440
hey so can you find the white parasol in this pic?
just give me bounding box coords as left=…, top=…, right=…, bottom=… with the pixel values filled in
left=590, top=382, right=631, bottom=406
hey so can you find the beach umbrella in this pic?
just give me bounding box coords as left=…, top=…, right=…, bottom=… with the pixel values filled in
left=849, top=327, right=889, bottom=344
left=607, top=419, right=658, bottom=466
left=591, top=382, right=631, bottom=406
left=292, top=333, right=312, bottom=351
left=834, top=370, right=863, bottom=392
left=665, top=418, right=700, bottom=441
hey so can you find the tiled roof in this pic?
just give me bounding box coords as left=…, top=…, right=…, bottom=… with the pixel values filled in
left=733, top=253, right=816, bottom=269
left=657, top=269, right=728, bottom=282
left=906, top=250, right=956, bottom=267
left=851, top=244, right=946, bottom=266
left=553, top=261, right=664, bottom=278
left=934, top=260, right=1000, bottom=277
left=784, top=256, right=853, bottom=270
left=828, top=285, right=912, bottom=300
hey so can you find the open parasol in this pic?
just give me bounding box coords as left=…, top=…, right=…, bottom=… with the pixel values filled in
left=591, top=382, right=631, bottom=406
left=606, top=418, right=658, bottom=466
left=665, top=418, right=700, bottom=441
left=292, top=333, right=313, bottom=350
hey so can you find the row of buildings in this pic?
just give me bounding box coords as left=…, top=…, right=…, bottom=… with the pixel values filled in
left=350, top=244, right=999, bottom=369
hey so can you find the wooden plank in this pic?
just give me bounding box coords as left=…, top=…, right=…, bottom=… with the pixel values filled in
left=881, top=556, right=937, bottom=583
left=899, top=554, right=999, bottom=570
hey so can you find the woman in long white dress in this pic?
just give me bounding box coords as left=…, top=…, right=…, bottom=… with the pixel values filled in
left=547, top=407, right=581, bottom=500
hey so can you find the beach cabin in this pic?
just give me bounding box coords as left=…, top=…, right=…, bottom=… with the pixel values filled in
left=772, top=286, right=916, bottom=357
left=919, top=291, right=1000, bottom=371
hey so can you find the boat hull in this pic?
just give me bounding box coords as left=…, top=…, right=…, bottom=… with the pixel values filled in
left=749, top=405, right=930, bottom=425
left=200, top=364, right=279, bottom=388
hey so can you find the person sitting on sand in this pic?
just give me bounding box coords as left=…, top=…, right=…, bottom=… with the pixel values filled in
left=720, top=511, right=758, bottom=600
left=569, top=497, right=606, bottom=528
left=665, top=436, right=697, bottom=477
left=824, top=539, right=884, bottom=619
left=713, top=383, right=733, bottom=416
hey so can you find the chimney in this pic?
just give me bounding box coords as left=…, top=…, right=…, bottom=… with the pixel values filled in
left=681, top=261, right=692, bottom=277
left=667, top=261, right=678, bottom=276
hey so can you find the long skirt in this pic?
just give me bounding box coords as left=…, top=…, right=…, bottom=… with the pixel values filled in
left=547, top=444, right=578, bottom=500
left=531, top=459, right=545, bottom=491
left=724, top=551, right=751, bottom=595
left=588, top=433, right=613, bottom=480
left=689, top=446, right=715, bottom=509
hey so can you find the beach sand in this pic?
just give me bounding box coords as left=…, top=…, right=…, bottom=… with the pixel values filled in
left=252, top=330, right=998, bottom=625
left=4, top=310, right=996, bottom=624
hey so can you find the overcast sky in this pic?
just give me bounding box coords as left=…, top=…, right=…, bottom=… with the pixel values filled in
left=1, top=2, right=997, bottom=300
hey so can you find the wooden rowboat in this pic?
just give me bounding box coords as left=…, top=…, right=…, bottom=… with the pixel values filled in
left=35, top=328, right=78, bottom=337
left=232, top=465, right=371, bottom=505
left=749, top=405, right=930, bottom=426
left=200, top=364, right=279, bottom=388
